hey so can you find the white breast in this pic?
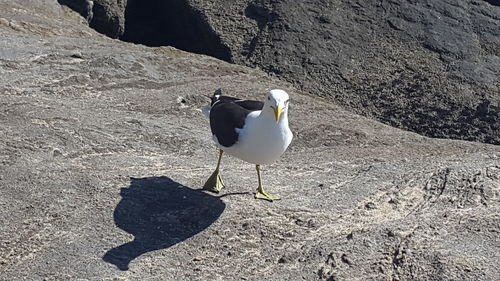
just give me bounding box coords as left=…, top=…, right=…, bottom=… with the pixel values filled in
left=216, top=111, right=293, bottom=165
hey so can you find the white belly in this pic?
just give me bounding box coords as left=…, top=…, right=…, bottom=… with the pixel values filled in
left=214, top=112, right=293, bottom=165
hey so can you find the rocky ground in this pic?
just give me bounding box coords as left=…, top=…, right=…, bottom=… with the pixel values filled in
left=191, top=0, right=500, bottom=144
left=0, top=1, right=499, bottom=280
left=58, top=0, right=500, bottom=145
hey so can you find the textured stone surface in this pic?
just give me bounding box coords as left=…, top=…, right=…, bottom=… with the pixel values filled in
left=59, top=0, right=500, bottom=144
left=58, top=0, right=127, bottom=38
left=190, top=0, right=500, bottom=144
left=1, top=1, right=499, bottom=280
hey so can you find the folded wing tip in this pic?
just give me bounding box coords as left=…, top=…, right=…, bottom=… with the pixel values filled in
left=201, top=106, right=211, bottom=117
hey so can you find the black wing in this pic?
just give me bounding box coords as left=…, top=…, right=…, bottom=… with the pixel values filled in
left=212, top=96, right=263, bottom=110
left=208, top=90, right=265, bottom=147
left=208, top=100, right=262, bottom=147
left=210, top=89, right=264, bottom=111
left=234, top=100, right=264, bottom=111
left=210, top=102, right=251, bottom=147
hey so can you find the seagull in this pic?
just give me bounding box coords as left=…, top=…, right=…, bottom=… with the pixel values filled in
left=202, top=89, right=293, bottom=201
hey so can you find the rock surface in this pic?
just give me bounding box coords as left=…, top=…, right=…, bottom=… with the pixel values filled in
left=57, top=0, right=127, bottom=38
left=1, top=1, right=500, bottom=280
left=58, top=0, right=500, bottom=145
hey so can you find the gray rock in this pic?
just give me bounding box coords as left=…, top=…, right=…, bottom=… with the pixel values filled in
left=59, top=0, right=500, bottom=144
left=58, top=0, right=126, bottom=38
left=190, top=0, right=500, bottom=144
left=0, top=1, right=499, bottom=280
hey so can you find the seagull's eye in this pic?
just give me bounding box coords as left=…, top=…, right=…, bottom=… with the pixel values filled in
left=284, top=99, right=289, bottom=105
left=267, top=96, right=271, bottom=101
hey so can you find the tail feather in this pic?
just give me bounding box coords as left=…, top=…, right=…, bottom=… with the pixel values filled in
left=201, top=106, right=210, bottom=117
left=201, top=88, right=222, bottom=117
left=210, top=88, right=222, bottom=106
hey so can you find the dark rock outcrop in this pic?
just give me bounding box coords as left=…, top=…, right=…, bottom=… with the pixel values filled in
left=58, top=0, right=126, bottom=38
left=193, top=0, right=500, bottom=144
left=121, top=0, right=231, bottom=61
left=60, top=0, right=500, bottom=144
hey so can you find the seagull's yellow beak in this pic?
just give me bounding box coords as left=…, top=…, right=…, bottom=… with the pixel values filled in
left=274, top=105, right=282, bottom=122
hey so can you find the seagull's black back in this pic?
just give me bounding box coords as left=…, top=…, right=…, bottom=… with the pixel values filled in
left=209, top=93, right=264, bottom=147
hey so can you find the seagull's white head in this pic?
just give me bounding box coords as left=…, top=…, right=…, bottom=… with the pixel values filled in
left=263, top=89, right=290, bottom=123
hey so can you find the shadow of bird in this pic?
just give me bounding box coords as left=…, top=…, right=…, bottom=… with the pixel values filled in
left=103, top=176, right=225, bottom=270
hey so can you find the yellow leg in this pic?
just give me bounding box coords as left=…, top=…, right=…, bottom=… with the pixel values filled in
left=254, top=164, right=280, bottom=201
left=203, top=150, right=225, bottom=193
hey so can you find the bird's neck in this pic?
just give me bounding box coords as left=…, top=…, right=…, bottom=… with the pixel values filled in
left=278, top=112, right=289, bottom=125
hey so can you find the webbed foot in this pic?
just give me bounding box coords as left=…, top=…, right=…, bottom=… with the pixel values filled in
left=254, top=189, right=280, bottom=202
left=203, top=169, right=224, bottom=193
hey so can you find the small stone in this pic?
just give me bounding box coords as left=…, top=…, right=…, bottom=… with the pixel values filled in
left=318, top=15, right=331, bottom=24
left=365, top=202, right=376, bottom=209
left=53, top=149, right=62, bottom=157
left=389, top=198, right=399, bottom=204
left=341, top=253, right=353, bottom=265
left=70, top=52, right=83, bottom=58
left=307, top=219, right=318, bottom=228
